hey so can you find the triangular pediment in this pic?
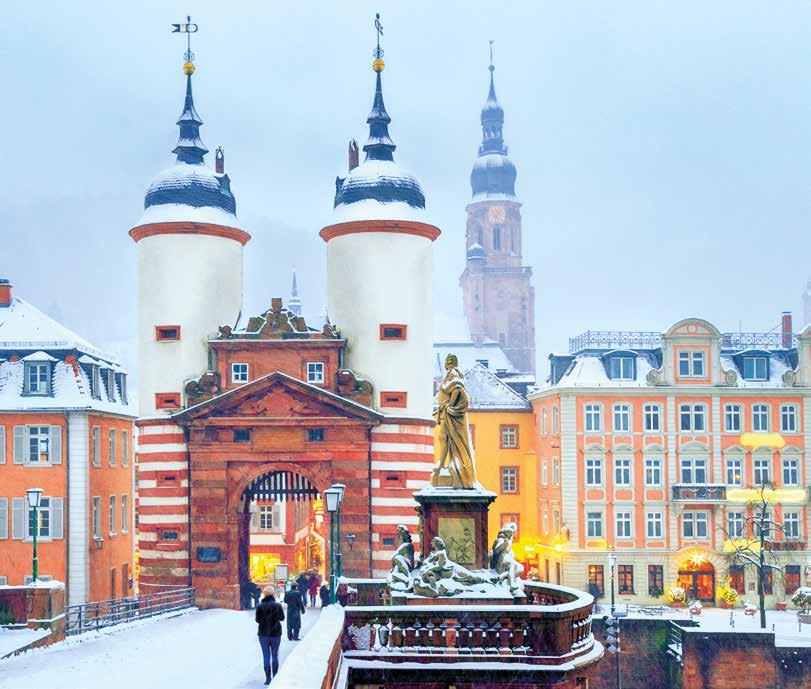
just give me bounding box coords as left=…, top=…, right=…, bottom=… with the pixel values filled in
left=174, top=371, right=382, bottom=423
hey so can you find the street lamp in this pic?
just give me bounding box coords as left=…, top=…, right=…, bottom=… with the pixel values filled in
left=607, top=550, right=617, bottom=617
left=26, top=488, right=43, bottom=583
left=324, top=485, right=343, bottom=604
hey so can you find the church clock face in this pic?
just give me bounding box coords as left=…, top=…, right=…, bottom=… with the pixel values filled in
left=488, top=206, right=505, bottom=224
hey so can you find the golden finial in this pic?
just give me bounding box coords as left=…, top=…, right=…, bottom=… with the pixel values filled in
left=183, top=61, right=196, bottom=76
left=372, top=13, right=385, bottom=72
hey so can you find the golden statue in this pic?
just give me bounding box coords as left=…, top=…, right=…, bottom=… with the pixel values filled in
left=433, top=354, right=476, bottom=488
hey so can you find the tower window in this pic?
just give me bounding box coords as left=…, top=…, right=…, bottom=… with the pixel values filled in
left=306, top=362, right=325, bottom=384
left=233, top=429, right=252, bottom=443
left=155, top=393, right=181, bottom=409
left=155, top=326, right=181, bottom=342
left=231, top=362, right=249, bottom=383
left=307, top=428, right=325, bottom=442
left=493, top=225, right=502, bottom=250
left=380, top=391, right=407, bottom=408
left=380, top=324, right=407, bottom=341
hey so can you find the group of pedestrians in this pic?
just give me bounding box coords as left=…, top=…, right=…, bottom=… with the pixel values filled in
left=253, top=570, right=332, bottom=685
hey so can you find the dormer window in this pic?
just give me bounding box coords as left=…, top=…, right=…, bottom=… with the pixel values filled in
left=115, top=372, right=128, bottom=404
left=678, top=351, right=705, bottom=378
left=90, top=365, right=101, bottom=399
left=608, top=357, right=634, bottom=380
left=743, top=356, right=768, bottom=381
left=104, top=368, right=116, bottom=402
left=24, top=362, right=51, bottom=395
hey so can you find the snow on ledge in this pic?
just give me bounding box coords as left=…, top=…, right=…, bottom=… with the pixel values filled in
left=330, top=199, right=429, bottom=226
left=0, top=579, right=65, bottom=590
left=272, top=606, right=345, bottom=689
left=136, top=203, right=240, bottom=229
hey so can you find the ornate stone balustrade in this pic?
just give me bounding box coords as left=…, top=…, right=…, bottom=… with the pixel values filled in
left=341, top=582, right=596, bottom=666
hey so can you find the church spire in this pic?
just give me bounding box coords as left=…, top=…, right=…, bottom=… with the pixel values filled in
left=363, top=13, right=396, bottom=162
left=173, top=64, right=209, bottom=164
left=479, top=41, right=506, bottom=156
left=289, top=269, right=302, bottom=315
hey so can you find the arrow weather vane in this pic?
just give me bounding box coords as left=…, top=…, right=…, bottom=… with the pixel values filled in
left=172, top=15, right=199, bottom=64
left=374, top=13, right=384, bottom=60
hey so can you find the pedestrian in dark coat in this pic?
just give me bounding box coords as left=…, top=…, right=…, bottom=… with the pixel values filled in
left=255, top=587, right=285, bottom=685
left=319, top=583, right=331, bottom=607
left=296, top=573, right=309, bottom=602
left=284, top=584, right=306, bottom=640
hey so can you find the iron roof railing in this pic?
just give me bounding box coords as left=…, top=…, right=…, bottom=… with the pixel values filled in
left=569, top=330, right=798, bottom=354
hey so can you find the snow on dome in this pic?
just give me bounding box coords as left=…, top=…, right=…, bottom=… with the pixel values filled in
left=22, top=350, right=58, bottom=362
left=471, top=152, right=517, bottom=200
left=334, top=159, right=425, bottom=212
left=467, top=242, right=486, bottom=259
left=141, top=162, right=238, bottom=224
left=331, top=198, right=428, bottom=225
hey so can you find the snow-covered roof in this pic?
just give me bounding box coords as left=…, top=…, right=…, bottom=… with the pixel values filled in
left=433, top=341, right=516, bottom=378
left=462, top=363, right=530, bottom=410
left=330, top=197, right=428, bottom=225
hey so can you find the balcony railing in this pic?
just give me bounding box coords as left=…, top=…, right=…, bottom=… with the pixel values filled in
left=672, top=484, right=727, bottom=502
left=569, top=330, right=797, bottom=354
left=340, top=581, right=596, bottom=666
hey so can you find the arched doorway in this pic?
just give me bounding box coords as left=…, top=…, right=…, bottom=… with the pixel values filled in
left=677, top=557, right=716, bottom=603
left=237, top=470, right=326, bottom=609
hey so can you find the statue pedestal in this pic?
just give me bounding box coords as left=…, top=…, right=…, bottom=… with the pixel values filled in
left=413, top=485, right=496, bottom=570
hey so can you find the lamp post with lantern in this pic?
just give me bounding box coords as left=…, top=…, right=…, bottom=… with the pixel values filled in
left=26, top=488, right=44, bottom=583
left=324, top=484, right=345, bottom=604
left=607, top=550, right=617, bottom=617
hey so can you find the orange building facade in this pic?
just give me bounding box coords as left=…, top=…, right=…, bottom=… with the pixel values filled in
left=530, top=318, right=811, bottom=607
left=0, top=280, right=135, bottom=605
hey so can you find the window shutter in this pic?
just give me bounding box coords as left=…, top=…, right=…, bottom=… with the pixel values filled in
left=250, top=510, right=259, bottom=531
left=0, top=498, right=7, bottom=539
left=11, top=498, right=25, bottom=540
left=0, top=426, right=5, bottom=464
left=50, top=426, right=62, bottom=465
left=51, top=497, right=64, bottom=540
left=13, top=426, right=26, bottom=464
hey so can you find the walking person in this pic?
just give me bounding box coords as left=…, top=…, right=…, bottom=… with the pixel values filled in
left=255, top=586, right=285, bottom=686
left=284, top=583, right=306, bottom=640
left=319, top=583, right=331, bottom=608
left=296, top=572, right=309, bottom=604
left=308, top=572, right=320, bottom=607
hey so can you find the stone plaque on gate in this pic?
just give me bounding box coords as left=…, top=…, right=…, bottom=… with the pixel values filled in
left=437, top=517, right=476, bottom=567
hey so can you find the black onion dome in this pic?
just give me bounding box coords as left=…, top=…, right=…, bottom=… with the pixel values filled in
left=470, top=63, right=517, bottom=199
left=334, top=70, right=425, bottom=210
left=144, top=72, right=237, bottom=217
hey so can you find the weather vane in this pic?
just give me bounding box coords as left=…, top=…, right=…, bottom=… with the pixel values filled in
left=172, top=15, right=199, bottom=73
left=489, top=39, right=494, bottom=71
left=372, top=13, right=385, bottom=72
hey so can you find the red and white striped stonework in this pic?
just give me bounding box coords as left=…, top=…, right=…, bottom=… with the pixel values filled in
left=135, top=420, right=190, bottom=591
left=370, top=421, right=434, bottom=577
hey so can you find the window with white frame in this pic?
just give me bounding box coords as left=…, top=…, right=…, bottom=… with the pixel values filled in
left=541, top=459, right=548, bottom=486
left=725, top=456, right=743, bottom=486
left=121, top=495, right=128, bottom=533
left=643, top=404, right=661, bottom=432
left=585, top=457, right=603, bottom=486
left=615, top=511, right=632, bottom=539
left=258, top=504, right=280, bottom=532
left=552, top=406, right=559, bottom=434
left=755, top=512, right=772, bottom=539
left=644, top=457, right=662, bottom=486
left=584, top=404, right=602, bottom=433
left=743, top=357, right=768, bottom=381
left=122, top=431, right=129, bottom=467
left=27, top=497, right=51, bottom=539
left=553, top=509, right=560, bottom=534
left=500, top=466, right=518, bottom=493
left=682, top=511, right=708, bottom=539
left=724, top=404, right=741, bottom=432
left=586, top=512, right=603, bottom=538
left=753, top=457, right=770, bottom=485
left=552, top=458, right=560, bottom=486
left=727, top=511, right=744, bottom=538
left=752, top=404, right=770, bottom=432
left=608, top=357, right=634, bottom=380
left=92, top=426, right=100, bottom=466
left=231, top=362, right=249, bottom=383
left=646, top=511, right=663, bottom=539
left=782, top=457, right=800, bottom=486
left=614, top=456, right=631, bottom=486
left=542, top=505, right=549, bottom=534
left=681, top=457, right=707, bottom=484
left=678, top=351, right=705, bottom=377
left=613, top=404, right=631, bottom=433
left=780, top=405, right=798, bottom=433
left=306, top=362, right=325, bottom=384
left=26, top=426, right=52, bottom=464
left=500, top=426, right=518, bottom=448
left=92, top=497, right=101, bottom=539
left=24, top=362, right=51, bottom=395
left=108, top=429, right=116, bottom=467
left=784, top=511, right=801, bottom=540
left=541, top=409, right=548, bottom=436
left=679, top=404, right=706, bottom=432
left=109, top=496, right=116, bottom=536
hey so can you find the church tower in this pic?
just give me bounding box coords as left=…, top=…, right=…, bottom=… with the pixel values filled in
left=459, top=52, right=535, bottom=374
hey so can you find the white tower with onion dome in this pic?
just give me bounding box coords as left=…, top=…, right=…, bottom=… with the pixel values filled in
left=320, top=18, right=439, bottom=421
left=130, top=54, right=248, bottom=417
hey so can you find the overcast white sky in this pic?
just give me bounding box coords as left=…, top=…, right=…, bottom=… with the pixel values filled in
left=1, top=2, right=809, bottom=377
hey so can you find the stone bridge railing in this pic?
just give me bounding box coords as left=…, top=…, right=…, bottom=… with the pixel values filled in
left=340, top=581, right=596, bottom=665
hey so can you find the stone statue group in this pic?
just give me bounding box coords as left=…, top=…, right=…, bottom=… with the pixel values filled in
left=388, top=522, right=524, bottom=599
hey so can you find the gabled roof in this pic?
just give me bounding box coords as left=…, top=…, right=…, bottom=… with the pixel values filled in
left=462, top=363, right=530, bottom=410
left=174, top=371, right=383, bottom=423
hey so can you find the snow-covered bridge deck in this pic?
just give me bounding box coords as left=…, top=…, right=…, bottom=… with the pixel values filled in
left=0, top=607, right=320, bottom=689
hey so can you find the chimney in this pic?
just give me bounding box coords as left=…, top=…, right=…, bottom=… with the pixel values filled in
left=215, top=147, right=225, bottom=174
left=782, top=311, right=793, bottom=348
left=0, top=279, right=11, bottom=307
left=348, top=139, right=359, bottom=172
